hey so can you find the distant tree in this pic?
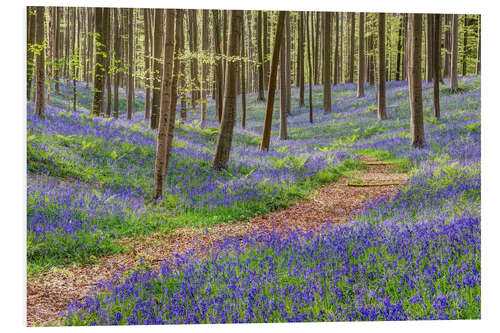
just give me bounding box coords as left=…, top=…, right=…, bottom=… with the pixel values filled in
left=257, top=11, right=265, bottom=101
left=476, top=15, right=481, bottom=75
left=189, top=10, right=200, bottom=111
left=377, top=13, right=387, bottom=120
left=395, top=14, right=403, bottom=81
left=103, top=8, right=111, bottom=116
left=306, top=11, right=313, bottom=123
left=260, top=11, right=287, bottom=151
left=212, top=10, right=224, bottom=122
left=279, top=13, right=288, bottom=140
left=443, top=14, right=451, bottom=78
left=143, top=9, right=151, bottom=119
left=408, top=14, right=426, bottom=148
left=240, top=11, right=247, bottom=128
left=126, top=8, right=135, bottom=120
left=150, top=9, right=164, bottom=129
left=34, top=6, right=46, bottom=118
left=298, top=12, right=305, bottom=108
left=213, top=10, right=243, bottom=169
left=425, top=14, right=433, bottom=82
left=322, top=12, right=332, bottom=114
left=462, top=15, right=468, bottom=76
left=263, top=11, right=269, bottom=89
left=357, top=12, right=365, bottom=98
left=152, top=9, right=176, bottom=200
left=432, top=14, right=441, bottom=119
left=450, top=14, right=459, bottom=92
left=201, top=9, right=209, bottom=124
left=91, top=8, right=105, bottom=116
left=333, top=12, right=339, bottom=85
left=348, top=12, right=355, bottom=83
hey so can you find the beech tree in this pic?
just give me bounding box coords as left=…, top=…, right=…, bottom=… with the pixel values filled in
left=256, top=11, right=265, bottom=101
left=91, top=7, right=105, bottom=116
left=34, top=6, right=46, bottom=118
left=377, top=13, right=387, bottom=120
left=213, top=10, right=243, bottom=169
left=112, top=8, right=121, bottom=119
left=432, top=14, right=441, bottom=119
left=322, top=12, right=332, bottom=114
left=408, top=13, right=425, bottom=148
left=357, top=12, right=365, bottom=98
left=150, top=9, right=164, bottom=129
left=450, top=14, right=459, bottom=92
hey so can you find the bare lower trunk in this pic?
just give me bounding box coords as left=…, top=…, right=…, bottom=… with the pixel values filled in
left=357, top=12, right=365, bottom=98
left=34, top=6, right=45, bottom=118
left=408, top=14, right=425, bottom=148
left=377, top=13, right=387, bottom=120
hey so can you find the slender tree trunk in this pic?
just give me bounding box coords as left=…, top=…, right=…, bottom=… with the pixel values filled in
left=152, top=9, right=176, bottom=201
left=377, top=13, right=387, bottom=120
left=213, top=10, right=243, bottom=169
left=213, top=10, right=224, bottom=122
left=150, top=9, right=164, bottom=129
left=443, top=14, right=451, bottom=78
left=257, top=11, right=265, bottom=101
left=333, top=12, right=339, bottom=85
left=34, top=6, right=45, bottom=118
left=263, top=11, right=269, bottom=90
left=426, top=14, right=433, bottom=82
left=260, top=11, right=286, bottom=152
left=476, top=15, right=481, bottom=75
left=113, top=8, right=121, bottom=119
left=432, top=14, right=441, bottom=119
left=314, top=12, right=320, bottom=85
left=164, top=9, right=183, bottom=172
left=27, top=7, right=36, bottom=100
left=462, top=15, right=468, bottom=76
left=201, top=9, right=209, bottom=124
left=450, top=14, right=459, bottom=92
left=408, top=14, right=425, bottom=148
left=348, top=12, right=355, bottom=83
left=402, top=14, right=408, bottom=81
left=189, top=10, right=200, bottom=111
left=322, top=12, right=332, bottom=114
left=91, top=8, right=105, bottom=116
left=307, top=12, right=313, bottom=123
left=179, top=13, right=187, bottom=122
left=279, top=15, right=288, bottom=140
left=357, top=12, right=365, bottom=98
left=240, top=11, right=247, bottom=128
left=285, top=14, right=291, bottom=116
left=127, top=8, right=135, bottom=119
left=144, top=9, right=151, bottom=119
left=396, top=14, right=403, bottom=81
left=298, top=12, right=305, bottom=107
left=103, top=8, right=111, bottom=116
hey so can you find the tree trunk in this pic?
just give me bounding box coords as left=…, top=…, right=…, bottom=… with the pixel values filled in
left=27, top=7, right=36, bottom=100
left=144, top=9, right=151, bottom=119
left=150, top=9, right=164, bottom=129
left=307, top=12, right=313, bottom=123
left=213, top=10, right=243, bottom=169
left=103, top=8, right=111, bottom=116
left=357, top=12, right=365, bottom=98
left=396, top=14, right=403, bottom=81
left=201, top=9, right=209, bottom=124
left=334, top=12, right=339, bottom=85
left=450, top=14, right=459, bottom=92
left=408, top=14, right=425, bottom=148
left=34, top=6, right=45, bottom=118
left=322, top=12, right=332, bottom=114
left=152, top=9, right=176, bottom=201
left=476, top=15, right=481, bottom=75
left=213, top=10, right=224, bottom=122
left=279, top=14, right=288, bottom=140
left=260, top=11, right=287, bottom=152
left=91, top=8, right=105, bottom=116
left=348, top=12, right=355, bottom=83
left=443, top=14, right=451, bottom=78
left=189, top=10, right=199, bottom=111
left=257, top=11, right=265, bottom=101
left=462, top=15, right=468, bottom=76
left=263, top=11, right=269, bottom=90
left=127, top=8, right=135, bottom=120
left=402, top=14, right=408, bottom=81
left=179, top=13, right=187, bottom=122
left=425, top=14, right=433, bottom=82
left=432, top=14, right=441, bottom=119
left=113, top=8, right=121, bottom=119
left=240, top=11, right=247, bottom=129
left=377, top=13, right=387, bottom=120
left=298, top=12, right=305, bottom=107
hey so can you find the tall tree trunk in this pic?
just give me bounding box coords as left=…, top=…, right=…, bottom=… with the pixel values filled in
left=27, top=7, right=36, bottom=100
left=152, top=9, right=176, bottom=201
left=240, top=11, right=247, bottom=129
left=334, top=12, right=339, bottom=85
left=189, top=10, right=199, bottom=111
left=164, top=9, right=183, bottom=172
left=179, top=13, right=187, bottom=122
left=476, top=15, right=481, bottom=75
left=357, top=12, right=365, bottom=98
left=263, top=11, right=269, bottom=90
left=113, top=8, right=121, bottom=119
left=256, top=11, right=265, bottom=101
left=259, top=11, right=286, bottom=152
left=432, top=14, right=441, bottom=119
left=408, top=14, right=425, bottom=148
left=314, top=12, right=320, bottom=85
left=377, top=13, right=387, bottom=120
left=298, top=12, right=305, bottom=107
left=213, top=10, right=224, bottom=122
left=322, top=12, right=332, bottom=114
left=150, top=9, right=164, bottom=129
left=450, top=14, right=459, bottom=92
left=213, top=10, right=243, bottom=169
left=144, top=9, right=151, bottom=119
left=127, top=8, right=135, bottom=119
left=426, top=14, right=433, bottom=82
left=402, top=14, right=408, bottom=81
left=307, top=12, right=313, bottom=123
left=285, top=13, right=292, bottom=116
left=462, top=15, right=468, bottom=76
left=91, top=8, right=105, bottom=116
left=34, top=6, right=45, bottom=118
left=396, top=14, right=403, bottom=81
left=201, top=9, right=209, bottom=124
left=443, top=14, right=451, bottom=78
left=348, top=12, right=355, bottom=83
left=103, top=8, right=111, bottom=116
left=279, top=14, right=288, bottom=140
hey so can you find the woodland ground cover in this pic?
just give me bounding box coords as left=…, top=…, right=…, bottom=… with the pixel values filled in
left=27, top=74, right=480, bottom=323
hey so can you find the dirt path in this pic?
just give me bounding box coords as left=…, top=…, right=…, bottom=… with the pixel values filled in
left=26, top=156, right=407, bottom=326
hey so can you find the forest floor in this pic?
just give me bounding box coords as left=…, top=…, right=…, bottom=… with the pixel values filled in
left=27, top=155, right=407, bottom=326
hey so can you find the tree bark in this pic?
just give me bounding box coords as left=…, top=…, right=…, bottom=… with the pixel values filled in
left=27, top=7, right=36, bottom=100
left=240, top=11, right=247, bottom=129
left=307, top=12, right=313, bottom=123
left=348, top=12, right=355, bottom=83
left=144, top=9, right=151, bottom=119
left=34, top=6, right=45, bottom=118
left=257, top=11, right=265, bottom=101
left=450, top=14, right=459, bottom=92
left=377, top=13, right=387, bottom=120
left=103, top=8, right=111, bottom=116
left=213, top=10, right=243, bottom=169
left=476, top=15, right=481, bottom=75
left=126, top=8, right=135, bottom=120
left=279, top=14, right=288, bottom=140
left=189, top=10, right=200, bottom=111
left=213, top=10, right=224, bottom=122
left=462, top=15, right=468, bottom=76
left=201, top=9, right=209, bottom=124
left=113, top=8, right=121, bottom=119
left=396, top=14, right=403, bottom=81
left=334, top=12, right=339, bottom=85
left=357, top=12, right=365, bottom=98
left=150, top=9, right=164, bottom=129
left=425, top=14, right=433, bottom=82
left=298, top=12, right=305, bottom=107
left=260, top=11, right=287, bottom=152
left=408, top=14, right=426, bottom=148
left=91, top=8, right=105, bottom=116
left=152, top=9, right=176, bottom=201
left=432, top=14, right=441, bottom=119
left=322, top=12, right=332, bottom=114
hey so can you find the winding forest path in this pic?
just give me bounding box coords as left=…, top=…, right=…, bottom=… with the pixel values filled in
left=27, top=156, right=408, bottom=326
